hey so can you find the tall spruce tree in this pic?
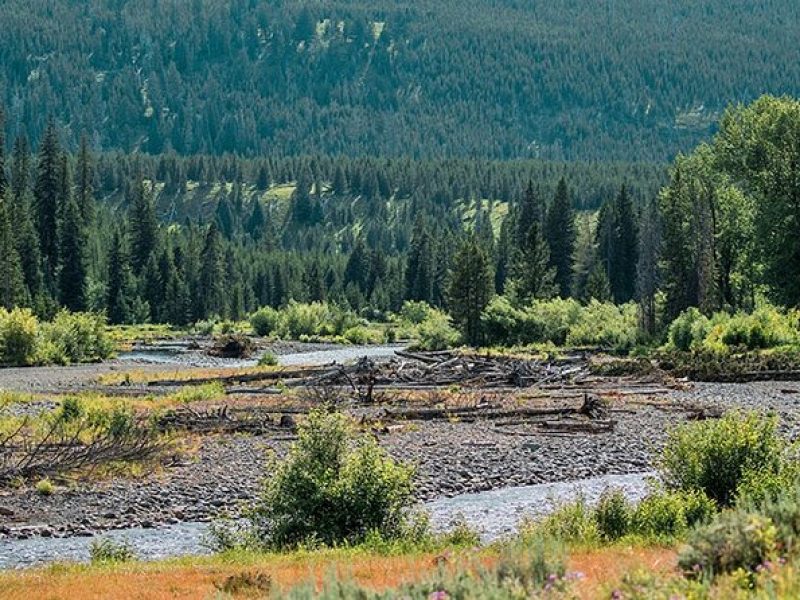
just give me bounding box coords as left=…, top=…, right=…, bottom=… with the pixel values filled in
left=636, top=196, right=661, bottom=336
left=447, top=236, right=494, bottom=346
left=58, top=198, right=88, bottom=311
left=106, top=228, right=136, bottom=324
left=612, top=185, right=639, bottom=303
left=405, top=218, right=435, bottom=304
left=0, top=107, right=6, bottom=198
left=511, top=220, right=557, bottom=304
left=0, top=193, right=26, bottom=309
left=33, top=120, right=62, bottom=276
left=545, top=177, right=576, bottom=297
left=75, top=134, right=95, bottom=226
left=199, top=222, right=226, bottom=318
left=129, top=179, right=159, bottom=274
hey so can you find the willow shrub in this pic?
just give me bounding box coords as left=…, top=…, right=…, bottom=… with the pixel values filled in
left=0, top=307, right=39, bottom=366
left=659, top=411, right=784, bottom=507
left=250, top=410, right=415, bottom=549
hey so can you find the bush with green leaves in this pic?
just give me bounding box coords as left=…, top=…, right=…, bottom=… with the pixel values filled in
left=413, top=308, right=461, bottom=351
left=38, top=311, right=113, bottom=364
left=659, top=411, right=784, bottom=507
left=594, top=489, right=632, bottom=541
left=249, top=307, right=280, bottom=337
left=89, top=539, right=136, bottom=564
left=566, top=300, right=639, bottom=353
left=667, top=307, right=712, bottom=351
left=249, top=410, right=415, bottom=549
left=0, top=307, right=39, bottom=366
left=398, top=301, right=432, bottom=325
left=678, top=509, right=778, bottom=578
left=631, top=489, right=716, bottom=538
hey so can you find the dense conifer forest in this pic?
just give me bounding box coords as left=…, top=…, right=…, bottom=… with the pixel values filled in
left=1, top=0, right=800, bottom=160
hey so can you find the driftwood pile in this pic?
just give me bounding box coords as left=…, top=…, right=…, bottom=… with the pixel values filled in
left=306, top=350, right=587, bottom=396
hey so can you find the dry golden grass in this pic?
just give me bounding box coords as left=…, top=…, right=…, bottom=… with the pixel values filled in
left=0, top=544, right=678, bottom=600
left=0, top=551, right=446, bottom=600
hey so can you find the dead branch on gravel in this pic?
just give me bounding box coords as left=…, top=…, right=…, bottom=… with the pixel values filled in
left=0, top=412, right=166, bottom=485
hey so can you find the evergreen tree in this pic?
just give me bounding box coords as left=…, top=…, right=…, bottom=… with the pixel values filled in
left=545, top=177, right=576, bottom=297
left=142, top=253, right=163, bottom=321
left=33, top=120, right=62, bottom=275
left=106, top=228, right=136, bottom=324
left=0, top=193, right=26, bottom=309
left=215, top=196, right=235, bottom=238
left=511, top=221, right=556, bottom=304
left=571, top=215, right=600, bottom=302
left=447, top=236, right=494, bottom=346
left=75, top=134, right=95, bottom=226
left=636, top=196, right=661, bottom=336
left=612, top=185, right=639, bottom=303
left=516, top=180, right=543, bottom=247
left=405, top=218, right=435, bottom=304
left=199, top=222, right=226, bottom=318
left=129, top=179, right=159, bottom=274
left=14, top=191, right=42, bottom=302
left=246, top=199, right=266, bottom=240
left=10, top=135, right=31, bottom=206
left=0, top=107, right=6, bottom=198
left=344, top=239, right=370, bottom=294
left=58, top=198, right=88, bottom=311
left=585, top=263, right=612, bottom=302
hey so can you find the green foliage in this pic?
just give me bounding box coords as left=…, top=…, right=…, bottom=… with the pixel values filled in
left=668, top=305, right=800, bottom=353
left=631, top=489, right=716, bottom=538
left=38, top=311, right=113, bottom=365
left=566, top=301, right=639, bottom=353
left=398, top=301, right=432, bottom=325
left=412, top=308, right=461, bottom=351
left=678, top=509, right=778, bottom=579
left=594, top=489, right=632, bottom=541
left=258, top=352, right=279, bottom=367
left=0, top=309, right=111, bottom=366
left=89, top=539, right=136, bottom=564
left=249, top=410, right=415, bottom=549
left=168, top=382, right=225, bottom=404
left=35, top=478, right=54, bottom=496
left=0, top=307, right=38, bottom=365
left=249, top=307, right=280, bottom=337
left=659, top=411, right=784, bottom=507
left=530, top=495, right=600, bottom=545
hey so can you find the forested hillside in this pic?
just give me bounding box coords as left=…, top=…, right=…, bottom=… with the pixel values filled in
left=2, top=0, right=799, bottom=160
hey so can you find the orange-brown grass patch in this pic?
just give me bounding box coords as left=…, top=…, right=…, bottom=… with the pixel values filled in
left=568, top=544, right=678, bottom=599
left=0, top=551, right=456, bottom=600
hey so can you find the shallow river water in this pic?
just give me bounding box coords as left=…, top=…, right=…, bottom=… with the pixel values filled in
left=0, top=472, right=653, bottom=569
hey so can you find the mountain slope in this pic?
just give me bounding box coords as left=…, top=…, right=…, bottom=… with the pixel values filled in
left=2, top=0, right=799, bottom=160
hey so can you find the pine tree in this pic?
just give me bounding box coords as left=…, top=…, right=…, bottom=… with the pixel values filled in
left=636, top=196, right=661, bottom=336
left=516, top=180, right=543, bottom=247
left=106, top=228, right=136, bottom=324
left=612, top=185, right=639, bottom=303
left=75, top=134, right=95, bottom=226
left=545, top=177, right=576, bottom=297
left=129, top=179, right=159, bottom=274
left=511, top=220, right=557, bottom=304
left=246, top=199, right=266, bottom=240
left=0, top=193, right=26, bottom=309
left=215, top=196, right=235, bottom=238
left=10, top=135, right=31, bottom=206
left=142, top=253, right=163, bottom=321
left=33, top=120, right=62, bottom=275
left=571, top=215, right=599, bottom=302
left=447, top=235, right=494, bottom=346
left=585, top=263, right=612, bottom=302
left=344, top=239, right=370, bottom=294
left=0, top=107, right=6, bottom=199
left=405, top=218, right=435, bottom=304
left=14, top=191, right=42, bottom=302
left=332, top=165, right=348, bottom=195
left=199, top=222, right=226, bottom=318
left=58, top=198, right=88, bottom=311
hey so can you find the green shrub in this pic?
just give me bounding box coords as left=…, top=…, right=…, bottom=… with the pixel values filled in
left=530, top=495, right=600, bottom=544
left=659, top=411, right=784, bottom=507
left=678, top=509, right=778, bottom=578
left=249, top=410, right=415, bottom=549
left=530, top=298, right=582, bottom=346
left=258, top=352, right=279, bottom=367
left=631, top=490, right=715, bottom=538
left=343, top=325, right=379, bottom=345
left=89, top=539, right=136, bottom=564
left=481, top=296, right=530, bottom=346
left=566, top=301, right=639, bottom=352
left=40, top=311, right=113, bottom=364
left=398, top=301, right=432, bottom=325
left=594, top=488, right=632, bottom=541
left=668, top=307, right=712, bottom=351
left=0, top=308, right=39, bottom=366
left=35, top=478, right=54, bottom=496
left=413, top=309, right=460, bottom=351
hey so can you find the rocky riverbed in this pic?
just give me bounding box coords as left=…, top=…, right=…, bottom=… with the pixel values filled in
left=3, top=343, right=800, bottom=559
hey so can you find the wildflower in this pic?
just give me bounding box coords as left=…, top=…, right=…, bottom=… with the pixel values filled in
left=429, top=590, right=449, bottom=600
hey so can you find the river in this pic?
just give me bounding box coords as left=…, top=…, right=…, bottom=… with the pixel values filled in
left=0, top=472, right=653, bottom=570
